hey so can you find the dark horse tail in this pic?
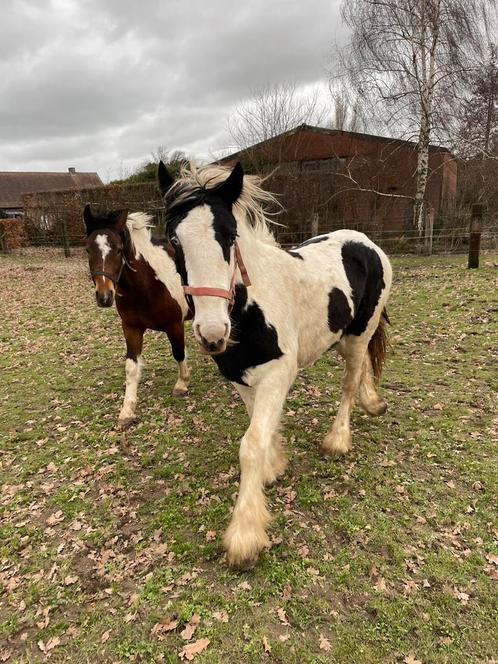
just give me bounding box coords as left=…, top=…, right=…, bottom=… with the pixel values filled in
left=368, top=308, right=390, bottom=381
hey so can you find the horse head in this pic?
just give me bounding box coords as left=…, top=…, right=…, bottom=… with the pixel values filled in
left=83, top=204, right=128, bottom=308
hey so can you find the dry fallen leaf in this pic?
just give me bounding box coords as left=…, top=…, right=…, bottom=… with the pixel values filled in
left=178, top=637, right=210, bottom=661
left=319, top=634, right=331, bottom=651
left=262, top=635, right=271, bottom=653
left=64, top=575, right=78, bottom=586
left=37, top=636, right=61, bottom=653
left=212, top=610, right=229, bottom=623
left=100, top=630, right=111, bottom=643
left=181, top=614, right=201, bottom=641
left=237, top=580, right=252, bottom=591
left=374, top=577, right=387, bottom=592
left=276, top=607, right=291, bottom=626
left=46, top=510, right=64, bottom=526
left=453, top=589, right=470, bottom=605
left=404, top=655, right=422, bottom=664
left=161, top=615, right=179, bottom=631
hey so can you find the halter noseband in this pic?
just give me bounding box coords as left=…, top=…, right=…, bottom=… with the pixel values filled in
left=90, top=259, right=125, bottom=287
left=170, top=241, right=251, bottom=311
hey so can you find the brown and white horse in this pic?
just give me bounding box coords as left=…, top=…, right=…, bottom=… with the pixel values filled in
left=84, top=205, right=191, bottom=428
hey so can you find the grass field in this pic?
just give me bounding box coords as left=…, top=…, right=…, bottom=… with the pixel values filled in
left=1, top=249, right=497, bottom=664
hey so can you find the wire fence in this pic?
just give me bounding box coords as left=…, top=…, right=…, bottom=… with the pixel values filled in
left=9, top=177, right=498, bottom=257
left=17, top=222, right=498, bottom=257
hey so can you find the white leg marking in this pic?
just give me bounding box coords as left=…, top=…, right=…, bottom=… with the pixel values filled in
left=118, top=356, right=142, bottom=425
left=323, top=338, right=368, bottom=455
left=358, top=355, right=387, bottom=416
left=225, top=362, right=295, bottom=568
left=236, top=385, right=286, bottom=485
left=173, top=359, right=190, bottom=396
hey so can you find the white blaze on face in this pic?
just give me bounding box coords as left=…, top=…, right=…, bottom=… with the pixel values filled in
left=95, top=233, right=111, bottom=287
left=176, top=206, right=232, bottom=346
left=95, top=234, right=111, bottom=264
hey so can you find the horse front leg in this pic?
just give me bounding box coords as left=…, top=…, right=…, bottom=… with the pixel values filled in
left=225, top=362, right=295, bottom=568
left=167, top=323, right=190, bottom=396
left=236, top=384, right=288, bottom=486
left=118, top=325, right=144, bottom=429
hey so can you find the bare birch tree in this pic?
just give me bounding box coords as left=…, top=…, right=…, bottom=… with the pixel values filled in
left=336, top=0, right=496, bottom=230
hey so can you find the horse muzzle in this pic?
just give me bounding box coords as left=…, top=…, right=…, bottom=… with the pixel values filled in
left=95, top=290, right=114, bottom=308
left=194, top=321, right=229, bottom=355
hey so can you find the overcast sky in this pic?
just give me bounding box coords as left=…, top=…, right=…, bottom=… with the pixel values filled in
left=0, top=0, right=345, bottom=181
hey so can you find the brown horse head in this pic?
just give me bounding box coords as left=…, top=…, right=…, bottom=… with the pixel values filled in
left=83, top=204, right=128, bottom=308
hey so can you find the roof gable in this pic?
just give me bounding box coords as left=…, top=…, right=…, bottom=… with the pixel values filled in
left=219, top=124, right=452, bottom=165
left=0, top=171, right=103, bottom=208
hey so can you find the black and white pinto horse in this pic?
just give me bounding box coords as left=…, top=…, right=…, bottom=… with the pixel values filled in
left=159, top=161, right=392, bottom=568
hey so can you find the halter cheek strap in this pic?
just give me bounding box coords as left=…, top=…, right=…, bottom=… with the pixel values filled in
left=182, top=242, right=251, bottom=307
left=91, top=252, right=136, bottom=287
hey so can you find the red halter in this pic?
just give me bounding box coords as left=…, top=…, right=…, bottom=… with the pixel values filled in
left=183, top=242, right=251, bottom=308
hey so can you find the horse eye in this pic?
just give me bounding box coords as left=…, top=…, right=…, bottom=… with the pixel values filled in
left=171, top=237, right=180, bottom=246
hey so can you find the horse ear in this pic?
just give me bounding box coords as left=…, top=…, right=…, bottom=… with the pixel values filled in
left=114, top=209, right=128, bottom=231
left=83, top=204, right=93, bottom=232
left=216, top=162, right=244, bottom=205
left=158, top=161, right=175, bottom=197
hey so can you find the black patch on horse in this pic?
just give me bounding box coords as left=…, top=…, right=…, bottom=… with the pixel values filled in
left=209, top=201, right=237, bottom=262
left=287, top=250, right=304, bottom=260
left=297, top=235, right=329, bottom=248
left=213, top=285, right=283, bottom=385
left=166, top=195, right=236, bottom=263
left=328, top=287, right=353, bottom=333
left=341, top=241, right=385, bottom=336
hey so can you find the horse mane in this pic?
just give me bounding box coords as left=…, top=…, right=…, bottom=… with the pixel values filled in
left=126, top=212, right=171, bottom=268
left=164, top=162, right=281, bottom=246
left=125, top=212, right=155, bottom=256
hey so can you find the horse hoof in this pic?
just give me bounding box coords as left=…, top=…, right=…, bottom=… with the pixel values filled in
left=227, top=553, right=259, bottom=570
left=321, top=432, right=351, bottom=456
left=116, top=416, right=138, bottom=430
left=172, top=387, right=188, bottom=397
left=362, top=400, right=388, bottom=417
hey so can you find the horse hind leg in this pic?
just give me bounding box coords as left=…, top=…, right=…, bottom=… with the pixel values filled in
left=359, top=314, right=389, bottom=416
left=358, top=353, right=387, bottom=416
left=322, top=335, right=369, bottom=455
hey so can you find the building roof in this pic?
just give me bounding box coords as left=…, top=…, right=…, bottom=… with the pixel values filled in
left=0, top=169, right=103, bottom=209
left=219, top=123, right=452, bottom=164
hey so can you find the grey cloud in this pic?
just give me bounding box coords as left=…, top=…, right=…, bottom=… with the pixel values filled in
left=0, top=0, right=345, bottom=180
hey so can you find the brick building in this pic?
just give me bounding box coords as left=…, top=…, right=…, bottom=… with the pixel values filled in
left=0, top=168, right=102, bottom=217
left=219, top=124, right=457, bottom=240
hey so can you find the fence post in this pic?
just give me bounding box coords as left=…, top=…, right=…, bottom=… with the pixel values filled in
left=468, top=204, right=483, bottom=269
left=61, top=215, right=71, bottom=258
left=424, top=207, right=434, bottom=255
left=311, top=212, right=319, bottom=238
